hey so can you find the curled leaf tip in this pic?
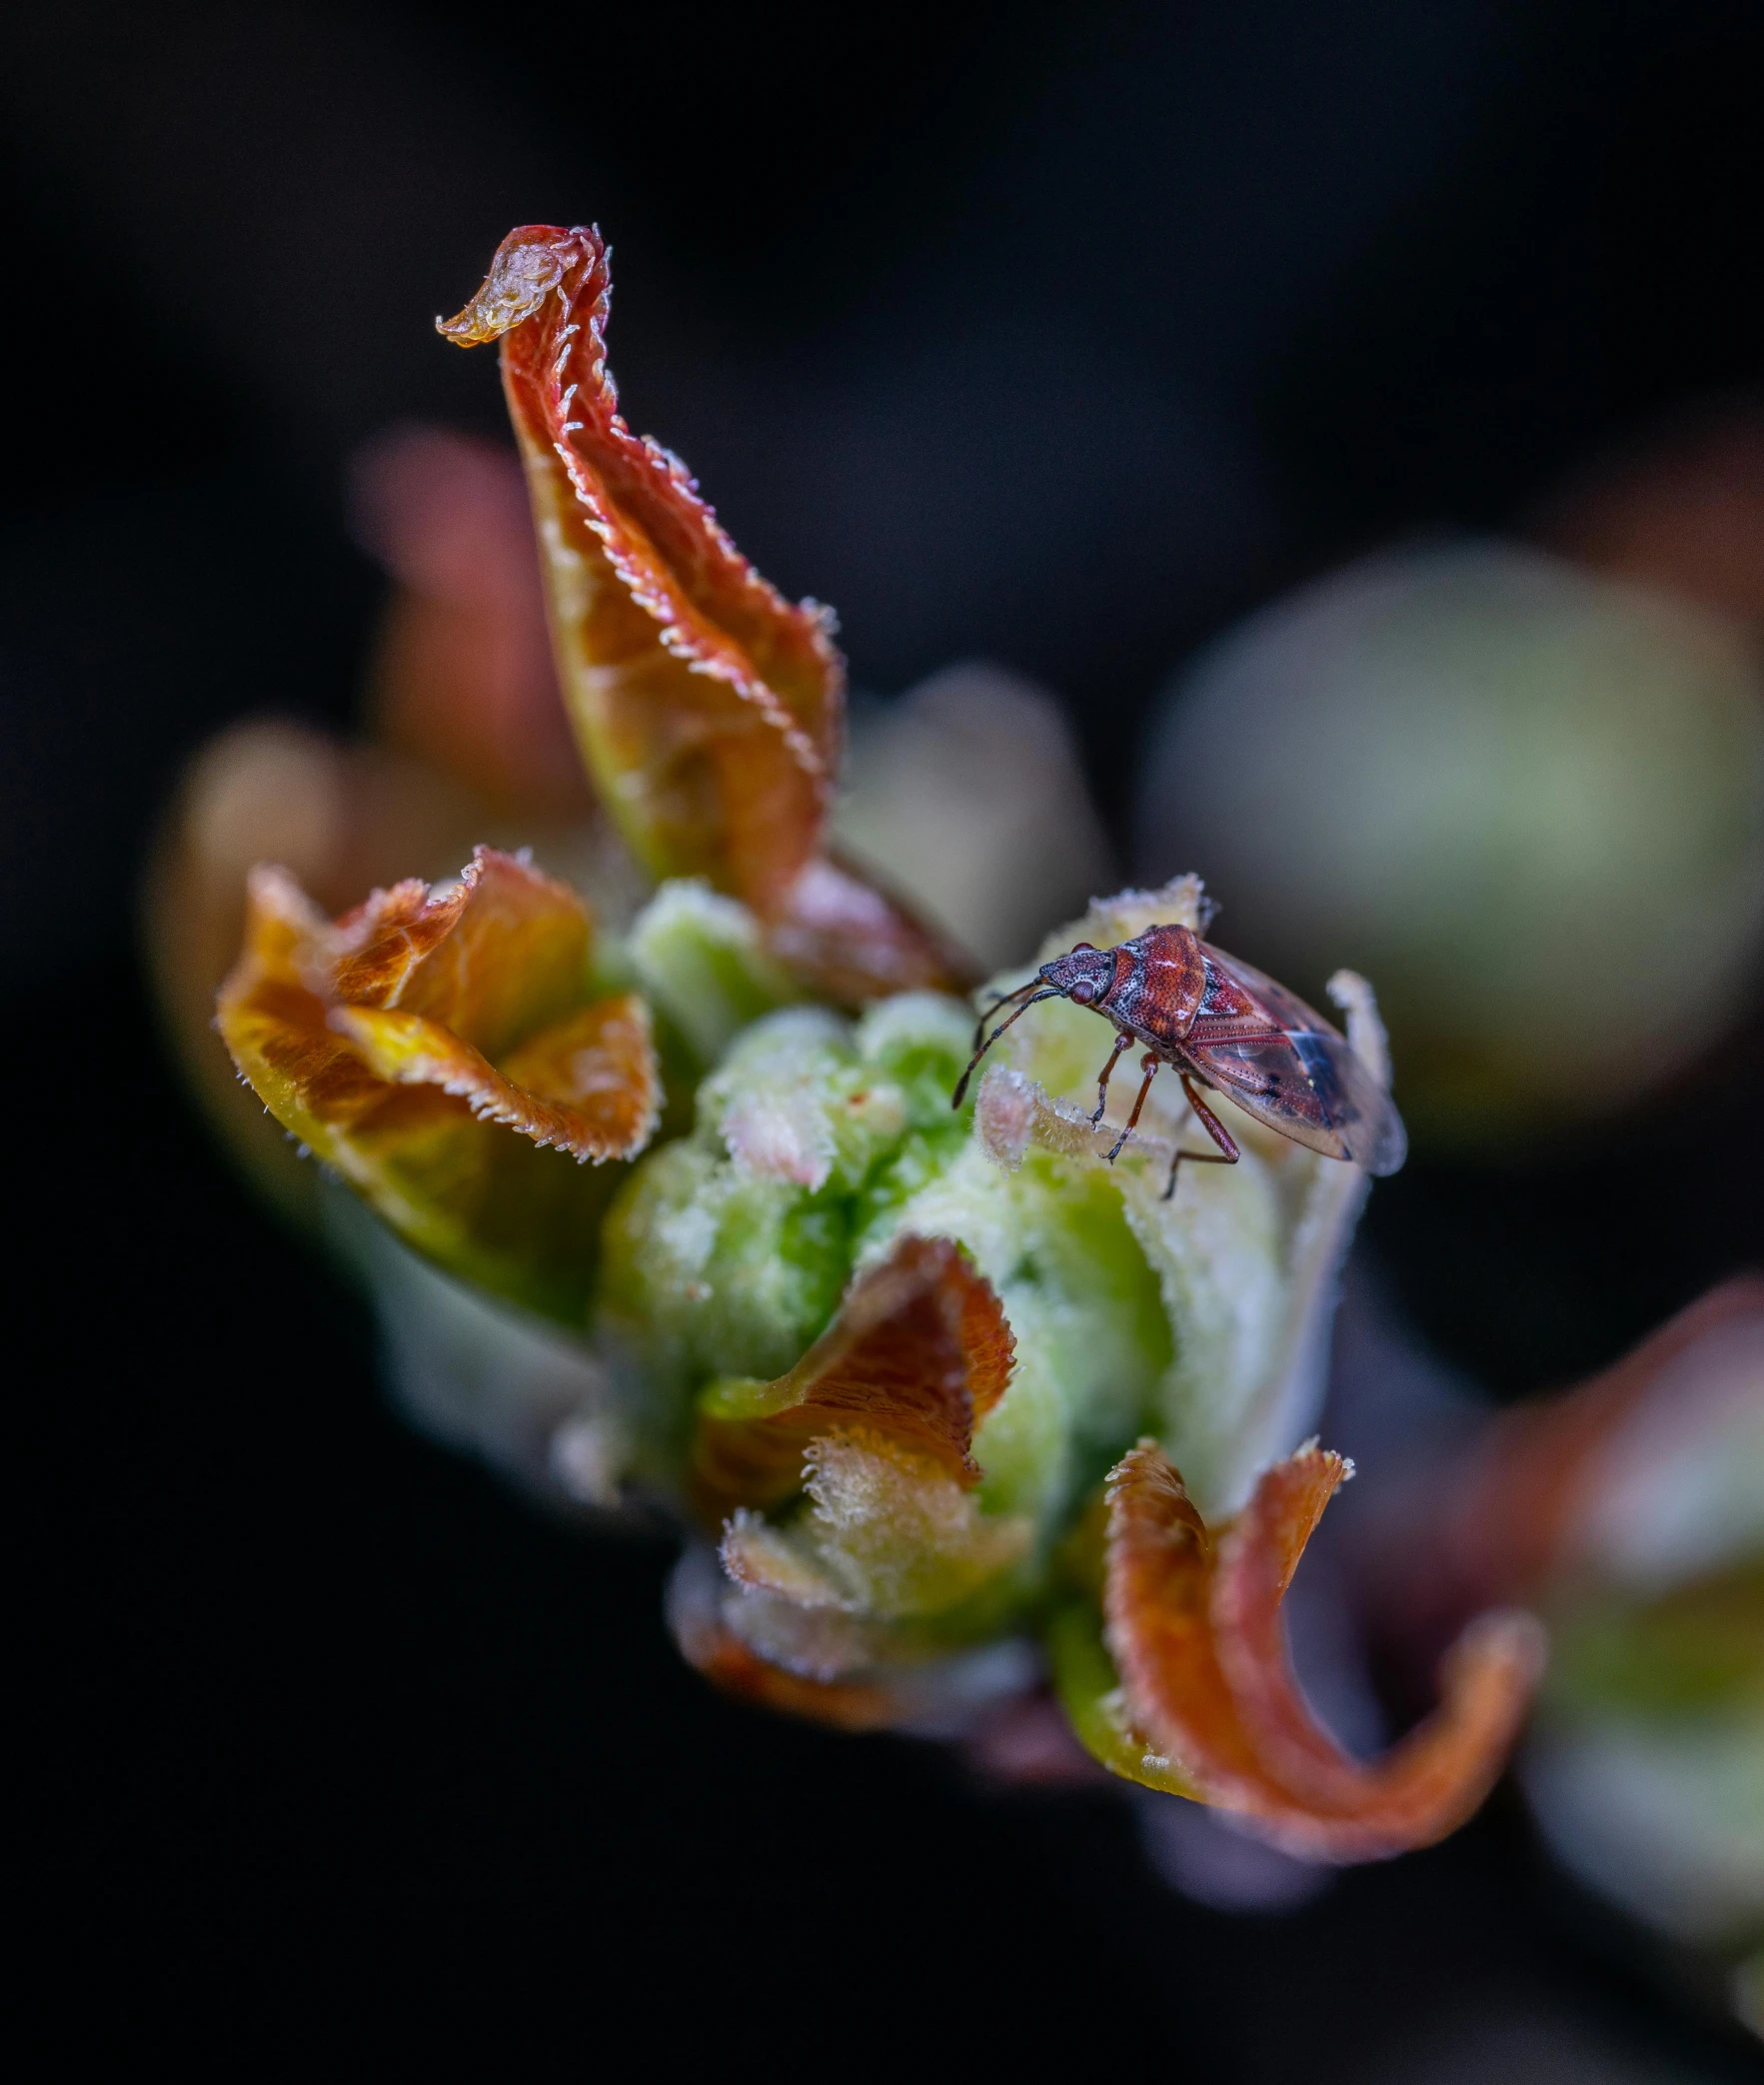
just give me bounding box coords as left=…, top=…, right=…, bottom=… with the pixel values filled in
left=217, top=844, right=660, bottom=1311
left=1101, top=1439, right=1542, bottom=1861
left=475, top=220, right=838, bottom=903
left=691, top=1232, right=1015, bottom=1524
left=456, top=220, right=970, bottom=1004
left=436, top=224, right=588, bottom=346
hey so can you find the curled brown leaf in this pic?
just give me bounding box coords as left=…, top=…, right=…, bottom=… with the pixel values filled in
left=1442, top=1274, right=1764, bottom=1605
left=350, top=425, right=589, bottom=817
left=1103, top=1439, right=1544, bottom=1861
left=1362, top=1276, right=1764, bottom=1675
left=217, top=846, right=660, bottom=1313
left=438, top=224, right=970, bottom=1002
left=691, top=1233, right=1015, bottom=1525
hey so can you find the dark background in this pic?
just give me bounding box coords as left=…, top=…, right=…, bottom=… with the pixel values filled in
left=8, top=2, right=1761, bottom=2071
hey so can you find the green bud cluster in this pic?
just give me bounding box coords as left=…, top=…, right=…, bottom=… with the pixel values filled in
left=585, top=878, right=1366, bottom=1647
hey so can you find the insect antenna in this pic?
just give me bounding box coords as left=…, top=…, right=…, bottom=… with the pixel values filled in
left=963, top=978, right=1042, bottom=1055
left=951, top=985, right=1063, bottom=1107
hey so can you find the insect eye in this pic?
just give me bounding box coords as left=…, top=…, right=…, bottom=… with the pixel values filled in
left=1069, top=979, right=1097, bottom=1006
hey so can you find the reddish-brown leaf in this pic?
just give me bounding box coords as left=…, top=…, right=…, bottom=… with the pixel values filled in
left=217, top=846, right=660, bottom=1313
left=438, top=225, right=971, bottom=1002
left=1360, top=1275, right=1764, bottom=1671
left=351, top=425, right=590, bottom=817
left=1104, top=1440, right=1543, bottom=1861
left=673, top=1610, right=907, bottom=1733
left=668, top=1544, right=1027, bottom=1734
left=761, top=852, right=977, bottom=1009
left=668, top=1547, right=1002, bottom=1734
left=1447, top=1274, right=1764, bottom=1604
left=690, top=1234, right=1015, bottom=1524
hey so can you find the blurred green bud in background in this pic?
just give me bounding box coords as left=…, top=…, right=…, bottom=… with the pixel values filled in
left=1138, top=545, right=1764, bottom=1149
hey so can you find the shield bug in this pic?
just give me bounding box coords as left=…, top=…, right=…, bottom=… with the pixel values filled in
left=951, top=924, right=1406, bottom=1197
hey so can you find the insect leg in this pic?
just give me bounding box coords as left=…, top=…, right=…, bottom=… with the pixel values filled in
left=951, top=989, right=1062, bottom=1107
left=1104, top=1054, right=1160, bottom=1162
left=1163, top=1072, right=1241, bottom=1200
left=1090, top=1031, right=1131, bottom=1124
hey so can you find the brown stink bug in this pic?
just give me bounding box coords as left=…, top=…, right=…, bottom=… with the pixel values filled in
left=951, top=924, right=1406, bottom=1197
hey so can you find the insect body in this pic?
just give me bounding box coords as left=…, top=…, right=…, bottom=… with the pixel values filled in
left=952, top=924, right=1406, bottom=1197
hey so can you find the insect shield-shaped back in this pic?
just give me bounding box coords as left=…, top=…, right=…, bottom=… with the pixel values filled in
left=1073, top=925, right=1209, bottom=1041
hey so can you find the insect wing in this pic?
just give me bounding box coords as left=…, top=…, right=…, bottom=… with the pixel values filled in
left=1188, top=948, right=1407, bottom=1176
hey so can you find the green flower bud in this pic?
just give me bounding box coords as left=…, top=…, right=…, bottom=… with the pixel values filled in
left=599, top=877, right=1385, bottom=1671
left=626, top=879, right=804, bottom=1068
left=596, top=980, right=977, bottom=1471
